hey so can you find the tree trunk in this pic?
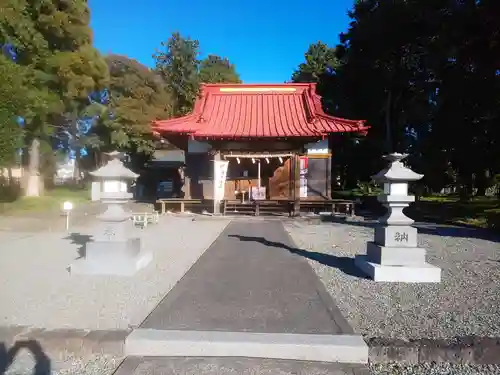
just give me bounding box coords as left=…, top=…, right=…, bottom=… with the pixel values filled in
left=459, top=173, right=473, bottom=201
left=25, top=138, right=41, bottom=197
left=73, top=147, right=81, bottom=183
left=475, top=170, right=488, bottom=196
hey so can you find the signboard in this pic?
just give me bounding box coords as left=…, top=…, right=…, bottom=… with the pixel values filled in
left=299, top=156, right=308, bottom=198
left=213, top=160, right=229, bottom=201
left=156, top=180, right=174, bottom=198
left=305, top=139, right=329, bottom=155
left=251, top=186, right=266, bottom=200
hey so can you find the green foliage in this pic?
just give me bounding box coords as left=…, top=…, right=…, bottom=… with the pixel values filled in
left=40, top=1, right=109, bottom=174
left=294, top=0, right=500, bottom=198
left=199, top=55, right=241, bottom=84
left=154, top=32, right=200, bottom=116
left=101, top=54, right=174, bottom=156
left=292, top=42, right=338, bottom=83
left=408, top=196, right=500, bottom=230
left=0, top=5, right=245, bottom=203
left=0, top=56, right=26, bottom=166
left=1, top=0, right=109, bottom=184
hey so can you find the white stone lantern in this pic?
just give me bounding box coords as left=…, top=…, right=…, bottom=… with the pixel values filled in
left=91, top=151, right=128, bottom=201
left=355, top=153, right=441, bottom=283
left=69, top=154, right=152, bottom=276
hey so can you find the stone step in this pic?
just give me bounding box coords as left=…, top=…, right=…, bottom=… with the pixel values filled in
left=125, top=329, right=368, bottom=364
left=113, top=356, right=370, bottom=375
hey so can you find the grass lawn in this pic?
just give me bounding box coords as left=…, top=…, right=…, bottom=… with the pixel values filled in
left=0, top=186, right=90, bottom=215
left=333, top=189, right=500, bottom=230
left=415, top=196, right=500, bottom=228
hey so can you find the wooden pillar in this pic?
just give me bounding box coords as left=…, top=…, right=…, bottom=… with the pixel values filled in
left=329, top=134, right=341, bottom=193
left=326, top=155, right=332, bottom=198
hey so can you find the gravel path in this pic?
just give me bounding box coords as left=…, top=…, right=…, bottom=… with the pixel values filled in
left=4, top=351, right=121, bottom=375
left=284, top=220, right=500, bottom=340
left=7, top=357, right=500, bottom=375
left=0, top=216, right=230, bottom=329
left=369, top=363, right=500, bottom=375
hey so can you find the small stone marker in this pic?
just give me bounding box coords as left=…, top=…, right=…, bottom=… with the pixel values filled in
left=355, top=153, right=441, bottom=283
left=69, top=152, right=152, bottom=276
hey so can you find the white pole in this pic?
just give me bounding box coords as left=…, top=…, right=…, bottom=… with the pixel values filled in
left=213, top=164, right=217, bottom=215
left=257, top=160, right=261, bottom=189
left=66, top=212, right=70, bottom=232
left=213, top=159, right=218, bottom=215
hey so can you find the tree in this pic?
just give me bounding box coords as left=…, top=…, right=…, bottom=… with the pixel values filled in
left=1, top=1, right=61, bottom=195
left=2, top=0, right=109, bottom=191
left=99, top=54, right=174, bottom=161
left=0, top=56, right=26, bottom=167
left=292, top=41, right=344, bottom=123
left=40, top=1, right=109, bottom=182
left=292, top=41, right=368, bottom=189
left=294, top=0, right=500, bottom=197
left=292, top=42, right=338, bottom=83
left=199, top=55, right=241, bottom=83
left=154, top=32, right=200, bottom=116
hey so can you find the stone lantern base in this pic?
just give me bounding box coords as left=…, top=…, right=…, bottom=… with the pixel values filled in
left=69, top=209, right=152, bottom=277
left=355, top=254, right=441, bottom=283
left=355, top=224, right=441, bottom=283
left=70, top=237, right=152, bottom=276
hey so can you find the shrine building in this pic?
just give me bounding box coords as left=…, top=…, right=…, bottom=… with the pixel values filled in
left=151, top=83, right=369, bottom=215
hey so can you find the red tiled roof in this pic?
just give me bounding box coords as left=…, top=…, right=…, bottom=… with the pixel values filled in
left=153, top=83, right=369, bottom=139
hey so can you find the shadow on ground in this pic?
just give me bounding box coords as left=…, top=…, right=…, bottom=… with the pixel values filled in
left=228, top=234, right=369, bottom=280
left=0, top=340, right=50, bottom=375
left=64, top=233, right=93, bottom=259
left=320, top=215, right=500, bottom=243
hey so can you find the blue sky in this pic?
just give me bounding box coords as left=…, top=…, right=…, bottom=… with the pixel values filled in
left=89, top=0, right=354, bottom=83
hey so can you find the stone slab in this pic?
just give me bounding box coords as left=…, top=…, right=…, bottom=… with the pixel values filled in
left=85, top=237, right=142, bottom=260
left=69, top=249, right=152, bottom=276
left=366, top=242, right=426, bottom=266
left=113, top=356, right=370, bottom=375
left=374, top=225, right=417, bottom=247
left=140, top=220, right=352, bottom=334
left=355, top=255, right=441, bottom=283
left=125, top=329, right=368, bottom=364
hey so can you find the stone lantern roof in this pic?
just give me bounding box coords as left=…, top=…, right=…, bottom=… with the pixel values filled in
left=90, top=159, right=139, bottom=179
left=372, top=153, right=423, bottom=182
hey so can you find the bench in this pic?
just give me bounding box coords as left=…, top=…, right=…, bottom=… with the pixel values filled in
left=131, top=211, right=159, bottom=228
left=156, top=199, right=203, bottom=214
left=300, top=200, right=355, bottom=216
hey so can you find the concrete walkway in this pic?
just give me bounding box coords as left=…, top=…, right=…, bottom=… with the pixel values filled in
left=118, top=220, right=368, bottom=373
left=140, top=220, right=353, bottom=334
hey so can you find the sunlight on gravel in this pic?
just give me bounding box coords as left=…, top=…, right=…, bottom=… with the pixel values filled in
left=0, top=216, right=230, bottom=329
left=284, top=220, right=500, bottom=339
